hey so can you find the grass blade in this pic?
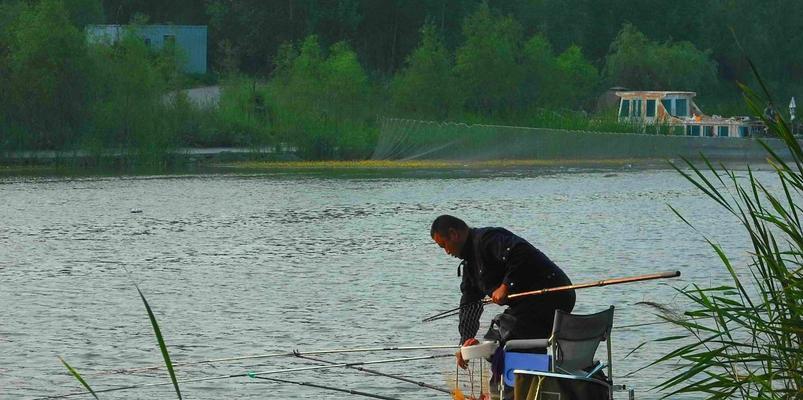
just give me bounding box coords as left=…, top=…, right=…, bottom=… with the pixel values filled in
left=136, top=286, right=182, bottom=400
left=58, top=356, right=99, bottom=400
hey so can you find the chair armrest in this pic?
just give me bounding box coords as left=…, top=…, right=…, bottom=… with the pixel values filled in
left=503, top=339, right=549, bottom=351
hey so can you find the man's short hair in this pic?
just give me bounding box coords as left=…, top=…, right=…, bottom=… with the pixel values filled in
left=430, top=215, right=468, bottom=237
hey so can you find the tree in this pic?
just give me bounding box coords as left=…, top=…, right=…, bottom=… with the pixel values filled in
left=270, top=35, right=375, bottom=159
left=8, top=0, right=90, bottom=149
left=553, top=45, right=598, bottom=109
left=520, top=33, right=558, bottom=108
left=64, top=0, right=103, bottom=28
left=604, top=23, right=716, bottom=92
left=454, top=2, right=523, bottom=116
left=390, top=23, right=461, bottom=119
left=86, top=28, right=176, bottom=154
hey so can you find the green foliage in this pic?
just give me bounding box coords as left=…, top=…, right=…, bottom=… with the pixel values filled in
left=269, top=35, right=376, bottom=159
left=63, top=0, right=103, bottom=28
left=210, top=76, right=272, bottom=146
left=454, top=3, right=523, bottom=116
left=7, top=0, right=90, bottom=150
left=390, top=23, right=461, bottom=119
left=520, top=34, right=558, bottom=107
left=604, top=23, right=717, bottom=91
left=85, top=30, right=177, bottom=160
left=650, top=73, right=802, bottom=398
left=521, top=37, right=599, bottom=110
left=554, top=46, right=599, bottom=109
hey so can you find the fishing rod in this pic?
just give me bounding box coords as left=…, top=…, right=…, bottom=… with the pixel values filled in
left=422, top=270, right=682, bottom=322
left=40, top=353, right=452, bottom=399
left=85, top=344, right=458, bottom=376
left=249, top=375, right=402, bottom=400
left=294, top=353, right=452, bottom=394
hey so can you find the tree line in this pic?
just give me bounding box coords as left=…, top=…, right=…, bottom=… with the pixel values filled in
left=1, top=0, right=801, bottom=159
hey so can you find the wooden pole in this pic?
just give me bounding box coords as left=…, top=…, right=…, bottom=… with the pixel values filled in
left=422, top=271, right=681, bottom=323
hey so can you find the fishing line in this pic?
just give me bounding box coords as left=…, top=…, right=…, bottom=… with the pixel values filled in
left=249, top=375, right=402, bottom=400
left=85, top=344, right=458, bottom=376
left=293, top=352, right=451, bottom=394
left=40, top=354, right=452, bottom=399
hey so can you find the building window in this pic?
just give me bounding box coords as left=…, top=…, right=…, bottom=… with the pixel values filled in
left=718, top=126, right=729, bottom=137
left=704, top=126, right=714, bottom=136
left=620, top=100, right=630, bottom=117
left=688, top=125, right=701, bottom=136
left=634, top=99, right=642, bottom=117
left=739, top=126, right=749, bottom=137
left=646, top=99, right=656, bottom=117
left=675, top=99, right=688, bottom=116
left=661, top=99, right=672, bottom=115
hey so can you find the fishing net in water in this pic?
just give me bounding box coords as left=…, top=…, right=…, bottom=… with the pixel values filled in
left=372, top=117, right=688, bottom=161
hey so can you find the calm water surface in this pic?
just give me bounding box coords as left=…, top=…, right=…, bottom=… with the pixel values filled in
left=0, top=167, right=767, bottom=399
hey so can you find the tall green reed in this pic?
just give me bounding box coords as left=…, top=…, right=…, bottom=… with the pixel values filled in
left=58, top=282, right=182, bottom=399
left=647, top=61, right=802, bottom=399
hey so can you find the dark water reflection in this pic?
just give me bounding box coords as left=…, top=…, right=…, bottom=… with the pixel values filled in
left=0, top=168, right=767, bottom=399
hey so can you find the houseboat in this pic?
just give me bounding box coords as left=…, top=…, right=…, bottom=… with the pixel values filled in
left=616, top=91, right=764, bottom=137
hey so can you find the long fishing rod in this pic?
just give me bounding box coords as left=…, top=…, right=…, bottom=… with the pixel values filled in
left=40, top=353, right=452, bottom=399
left=294, top=353, right=452, bottom=394
left=85, top=344, right=458, bottom=377
left=422, top=270, right=681, bottom=322
left=249, top=375, right=402, bottom=400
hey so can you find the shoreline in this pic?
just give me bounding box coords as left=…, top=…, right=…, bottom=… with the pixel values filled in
left=0, top=157, right=777, bottom=179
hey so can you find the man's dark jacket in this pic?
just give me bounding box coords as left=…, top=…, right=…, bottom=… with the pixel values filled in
left=457, top=227, right=575, bottom=343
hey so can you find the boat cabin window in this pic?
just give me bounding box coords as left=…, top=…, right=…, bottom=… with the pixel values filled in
left=686, top=125, right=701, bottom=136
left=661, top=99, right=672, bottom=115
left=620, top=100, right=630, bottom=117
left=675, top=99, right=688, bottom=117
left=739, top=126, right=749, bottom=137
left=633, top=99, right=642, bottom=117
left=704, top=126, right=714, bottom=136
left=718, top=126, right=729, bottom=137
left=646, top=99, right=656, bottom=117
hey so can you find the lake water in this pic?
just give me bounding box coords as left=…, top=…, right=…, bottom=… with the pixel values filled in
left=0, top=166, right=766, bottom=399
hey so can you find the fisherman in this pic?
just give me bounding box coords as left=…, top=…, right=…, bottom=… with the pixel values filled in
left=429, top=215, right=576, bottom=369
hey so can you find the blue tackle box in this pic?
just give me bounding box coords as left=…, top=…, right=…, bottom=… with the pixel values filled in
left=503, top=352, right=551, bottom=387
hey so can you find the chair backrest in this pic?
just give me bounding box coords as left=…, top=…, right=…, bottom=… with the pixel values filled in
left=551, top=306, right=614, bottom=373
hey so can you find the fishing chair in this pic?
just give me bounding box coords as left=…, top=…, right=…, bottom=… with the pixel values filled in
left=501, top=306, right=633, bottom=400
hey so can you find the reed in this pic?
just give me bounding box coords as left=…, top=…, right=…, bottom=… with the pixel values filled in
left=58, top=283, right=182, bottom=399
left=646, top=63, right=802, bottom=398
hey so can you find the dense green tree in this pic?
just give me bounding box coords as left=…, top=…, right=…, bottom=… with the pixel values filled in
left=85, top=27, right=180, bottom=155
left=454, top=2, right=523, bottom=115
left=520, top=33, right=558, bottom=107
left=270, top=35, right=375, bottom=158
left=553, top=45, right=598, bottom=109
left=7, top=0, right=90, bottom=150
left=604, top=24, right=716, bottom=92
left=520, top=34, right=598, bottom=110
left=65, top=0, right=103, bottom=28
left=390, top=23, right=461, bottom=119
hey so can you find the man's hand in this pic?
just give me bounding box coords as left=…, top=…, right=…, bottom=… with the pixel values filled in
left=456, top=338, right=479, bottom=369
left=491, top=283, right=509, bottom=305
